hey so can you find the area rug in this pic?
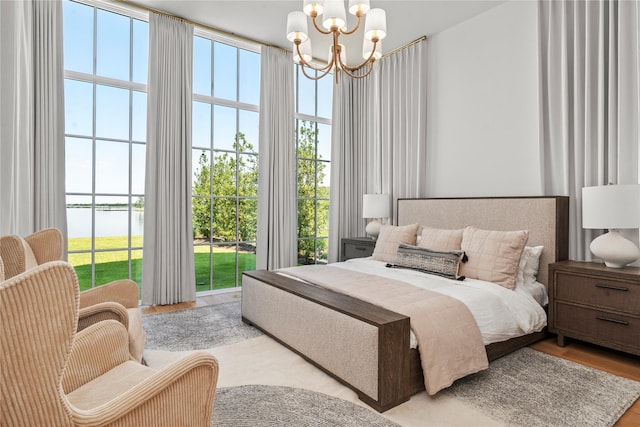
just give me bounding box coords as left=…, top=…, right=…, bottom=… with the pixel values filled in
left=444, top=347, right=640, bottom=427
left=211, top=385, right=400, bottom=427
left=142, top=302, right=262, bottom=350
left=143, top=302, right=640, bottom=427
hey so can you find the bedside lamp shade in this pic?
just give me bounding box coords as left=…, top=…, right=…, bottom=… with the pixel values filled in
left=362, top=194, right=390, bottom=239
left=582, top=184, right=640, bottom=268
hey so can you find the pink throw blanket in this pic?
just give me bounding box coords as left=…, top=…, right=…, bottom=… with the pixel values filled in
left=280, top=265, right=489, bottom=395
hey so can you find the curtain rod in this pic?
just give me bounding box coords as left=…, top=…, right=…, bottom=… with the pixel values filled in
left=115, top=0, right=276, bottom=49
left=382, top=36, right=428, bottom=58
left=116, top=0, right=426, bottom=59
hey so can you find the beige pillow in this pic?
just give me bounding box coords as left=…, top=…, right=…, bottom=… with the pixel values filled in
left=372, top=224, right=420, bottom=263
left=20, top=238, right=39, bottom=271
left=459, top=226, right=529, bottom=289
left=418, top=227, right=463, bottom=251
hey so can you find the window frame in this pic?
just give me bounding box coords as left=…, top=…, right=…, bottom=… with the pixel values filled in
left=191, top=27, right=261, bottom=293
left=63, top=0, right=148, bottom=290
left=294, top=65, right=332, bottom=265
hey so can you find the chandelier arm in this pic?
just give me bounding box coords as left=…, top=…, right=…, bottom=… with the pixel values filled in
left=341, top=61, right=374, bottom=79
left=336, top=39, right=378, bottom=72
left=339, top=60, right=375, bottom=79
left=294, top=42, right=333, bottom=72
left=300, top=61, right=335, bottom=81
left=310, top=13, right=333, bottom=35
left=339, top=13, right=363, bottom=35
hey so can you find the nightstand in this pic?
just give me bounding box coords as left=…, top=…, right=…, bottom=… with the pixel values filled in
left=341, top=237, right=376, bottom=261
left=548, top=260, right=640, bottom=356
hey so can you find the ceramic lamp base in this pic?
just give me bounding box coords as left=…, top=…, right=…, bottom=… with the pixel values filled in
left=365, top=219, right=383, bottom=239
left=590, top=229, right=640, bottom=268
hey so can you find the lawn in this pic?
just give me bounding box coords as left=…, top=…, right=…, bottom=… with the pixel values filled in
left=69, top=236, right=254, bottom=292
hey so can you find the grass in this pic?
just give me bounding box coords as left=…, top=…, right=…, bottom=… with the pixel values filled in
left=69, top=236, right=254, bottom=292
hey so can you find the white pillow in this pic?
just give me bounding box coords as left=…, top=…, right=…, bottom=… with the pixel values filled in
left=516, top=245, right=544, bottom=288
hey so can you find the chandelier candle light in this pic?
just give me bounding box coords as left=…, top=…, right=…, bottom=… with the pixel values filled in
left=286, top=0, right=387, bottom=83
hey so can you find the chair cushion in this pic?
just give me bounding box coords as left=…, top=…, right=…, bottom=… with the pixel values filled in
left=66, top=361, right=155, bottom=410
left=20, top=237, right=39, bottom=271
left=127, top=307, right=147, bottom=363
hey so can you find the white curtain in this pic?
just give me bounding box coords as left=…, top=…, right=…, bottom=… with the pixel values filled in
left=0, top=0, right=67, bottom=244
left=328, top=75, right=372, bottom=262
left=256, top=46, right=297, bottom=270
left=142, top=14, right=195, bottom=305
left=539, top=0, right=640, bottom=260
left=328, top=40, right=428, bottom=262
left=375, top=43, right=429, bottom=217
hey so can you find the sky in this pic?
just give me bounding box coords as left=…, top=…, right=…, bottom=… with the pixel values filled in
left=62, top=0, right=332, bottom=210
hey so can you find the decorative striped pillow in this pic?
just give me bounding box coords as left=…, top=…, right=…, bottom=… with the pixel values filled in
left=387, top=244, right=466, bottom=280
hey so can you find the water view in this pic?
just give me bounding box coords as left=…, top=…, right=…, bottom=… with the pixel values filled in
left=67, top=207, right=144, bottom=238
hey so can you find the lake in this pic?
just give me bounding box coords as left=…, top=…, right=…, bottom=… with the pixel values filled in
left=67, top=207, right=144, bottom=238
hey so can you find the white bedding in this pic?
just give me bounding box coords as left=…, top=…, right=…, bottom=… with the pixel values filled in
left=332, top=258, right=548, bottom=347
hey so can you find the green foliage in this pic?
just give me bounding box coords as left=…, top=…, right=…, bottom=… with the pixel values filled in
left=296, top=121, right=329, bottom=264
left=133, top=197, right=144, bottom=210
left=191, top=122, right=330, bottom=265
left=192, top=133, right=258, bottom=242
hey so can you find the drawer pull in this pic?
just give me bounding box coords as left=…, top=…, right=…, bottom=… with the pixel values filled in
left=595, top=283, right=629, bottom=292
left=354, top=246, right=368, bottom=251
left=596, top=316, right=629, bottom=326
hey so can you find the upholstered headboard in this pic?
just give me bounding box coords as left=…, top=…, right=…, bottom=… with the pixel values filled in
left=396, top=197, right=569, bottom=286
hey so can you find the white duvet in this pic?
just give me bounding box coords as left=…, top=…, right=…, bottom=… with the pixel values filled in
left=332, top=258, right=548, bottom=347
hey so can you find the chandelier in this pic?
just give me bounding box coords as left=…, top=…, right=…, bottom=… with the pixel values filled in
left=286, top=0, right=387, bottom=83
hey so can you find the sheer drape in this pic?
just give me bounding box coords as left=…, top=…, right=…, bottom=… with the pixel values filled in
left=328, top=76, right=372, bottom=262
left=142, top=14, right=195, bottom=305
left=375, top=42, right=429, bottom=218
left=328, top=40, right=428, bottom=262
left=256, top=46, right=297, bottom=270
left=0, top=0, right=67, bottom=245
left=539, top=0, right=640, bottom=260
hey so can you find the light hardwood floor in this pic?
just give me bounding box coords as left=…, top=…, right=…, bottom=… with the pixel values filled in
left=141, top=291, right=640, bottom=426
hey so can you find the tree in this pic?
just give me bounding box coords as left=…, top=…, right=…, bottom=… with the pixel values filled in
left=191, top=121, right=329, bottom=264
left=192, top=152, right=212, bottom=239
left=296, top=121, right=329, bottom=264
left=192, top=133, right=258, bottom=243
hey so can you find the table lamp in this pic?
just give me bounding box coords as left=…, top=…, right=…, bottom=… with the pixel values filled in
left=362, top=194, right=390, bottom=239
left=582, top=184, right=640, bottom=268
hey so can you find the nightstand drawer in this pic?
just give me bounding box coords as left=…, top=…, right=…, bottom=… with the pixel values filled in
left=555, top=272, right=640, bottom=315
left=344, top=243, right=375, bottom=259
left=555, top=302, right=640, bottom=349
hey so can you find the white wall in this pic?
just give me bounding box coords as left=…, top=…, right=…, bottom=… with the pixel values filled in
left=426, top=0, right=542, bottom=197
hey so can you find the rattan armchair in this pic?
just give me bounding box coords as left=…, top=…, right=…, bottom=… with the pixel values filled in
left=1, top=261, right=219, bottom=427
left=0, top=228, right=146, bottom=362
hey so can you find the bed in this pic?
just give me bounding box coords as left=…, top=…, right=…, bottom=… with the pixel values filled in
left=242, top=196, right=569, bottom=412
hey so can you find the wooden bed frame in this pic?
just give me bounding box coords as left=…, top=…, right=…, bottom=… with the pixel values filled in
left=242, top=196, right=569, bottom=412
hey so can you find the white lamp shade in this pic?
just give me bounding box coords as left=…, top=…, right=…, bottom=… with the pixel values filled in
left=348, top=0, right=370, bottom=15
left=362, top=38, right=381, bottom=60
left=322, top=0, right=347, bottom=30
left=294, top=40, right=313, bottom=64
left=364, top=8, right=387, bottom=41
left=286, top=11, right=309, bottom=42
left=304, top=0, right=324, bottom=16
left=582, top=184, right=640, bottom=229
left=362, top=194, right=390, bottom=219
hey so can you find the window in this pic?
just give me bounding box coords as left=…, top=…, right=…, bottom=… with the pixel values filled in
left=295, top=67, right=333, bottom=265
left=191, top=32, right=260, bottom=291
left=63, top=0, right=148, bottom=291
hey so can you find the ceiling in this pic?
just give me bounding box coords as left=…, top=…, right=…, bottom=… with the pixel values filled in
left=129, top=0, right=506, bottom=64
